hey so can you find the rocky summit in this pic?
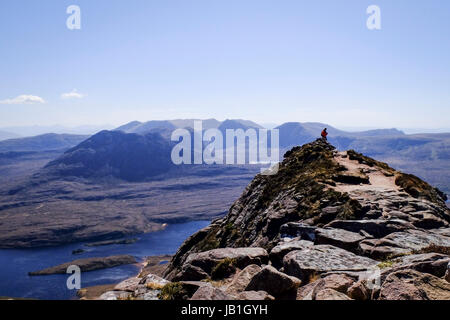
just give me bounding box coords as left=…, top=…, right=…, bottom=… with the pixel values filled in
left=98, top=139, right=450, bottom=300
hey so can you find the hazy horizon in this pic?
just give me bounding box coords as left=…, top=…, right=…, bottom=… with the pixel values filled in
left=1, top=119, right=450, bottom=138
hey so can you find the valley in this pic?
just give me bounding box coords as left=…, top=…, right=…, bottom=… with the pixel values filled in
left=0, top=119, right=448, bottom=249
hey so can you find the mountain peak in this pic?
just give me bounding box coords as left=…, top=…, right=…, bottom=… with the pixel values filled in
left=164, top=139, right=450, bottom=295
left=41, top=130, right=173, bottom=182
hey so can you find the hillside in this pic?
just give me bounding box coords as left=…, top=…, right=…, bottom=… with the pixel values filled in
left=140, top=139, right=450, bottom=301
left=0, top=120, right=449, bottom=250
left=41, top=130, right=173, bottom=182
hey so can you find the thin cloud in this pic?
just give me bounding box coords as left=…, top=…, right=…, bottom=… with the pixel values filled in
left=0, top=95, right=46, bottom=105
left=61, top=89, right=85, bottom=100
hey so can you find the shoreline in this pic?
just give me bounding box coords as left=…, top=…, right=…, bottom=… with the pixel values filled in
left=77, top=255, right=172, bottom=300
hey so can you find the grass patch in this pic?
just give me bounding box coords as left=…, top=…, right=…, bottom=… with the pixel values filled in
left=158, top=282, right=187, bottom=300
left=196, top=230, right=220, bottom=252
left=146, top=282, right=165, bottom=290
left=378, top=260, right=396, bottom=269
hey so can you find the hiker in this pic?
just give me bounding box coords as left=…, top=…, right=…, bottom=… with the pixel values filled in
left=321, top=128, right=328, bottom=141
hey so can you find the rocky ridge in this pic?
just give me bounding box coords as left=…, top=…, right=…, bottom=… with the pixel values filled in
left=97, top=139, right=450, bottom=300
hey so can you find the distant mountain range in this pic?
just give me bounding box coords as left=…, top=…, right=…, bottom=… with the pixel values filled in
left=115, top=119, right=262, bottom=135
left=1, top=119, right=448, bottom=194
left=0, top=124, right=113, bottom=138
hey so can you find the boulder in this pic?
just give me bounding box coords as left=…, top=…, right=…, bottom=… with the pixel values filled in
left=315, top=228, right=365, bottom=251
left=179, top=247, right=268, bottom=281
left=283, top=245, right=378, bottom=282
left=296, top=281, right=317, bottom=300
left=379, top=269, right=450, bottom=300
left=226, top=264, right=262, bottom=295
left=174, top=264, right=210, bottom=281
left=236, top=291, right=275, bottom=300
left=314, top=288, right=352, bottom=300
left=246, top=265, right=301, bottom=299
left=179, top=281, right=213, bottom=297
left=347, top=280, right=370, bottom=300
left=269, top=239, right=314, bottom=268
left=190, top=286, right=235, bottom=300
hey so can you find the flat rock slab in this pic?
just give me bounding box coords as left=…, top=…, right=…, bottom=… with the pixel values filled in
left=283, top=245, right=378, bottom=282
left=278, top=224, right=366, bottom=252
left=315, top=228, right=366, bottom=251
left=29, top=255, right=137, bottom=276
left=395, top=253, right=450, bottom=270
left=379, top=253, right=450, bottom=281
left=325, top=219, right=414, bottom=238
left=360, top=229, right=450, bottom=260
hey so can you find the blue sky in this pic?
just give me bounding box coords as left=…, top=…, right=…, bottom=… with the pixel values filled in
left=0, top=0, right=449, bottom=129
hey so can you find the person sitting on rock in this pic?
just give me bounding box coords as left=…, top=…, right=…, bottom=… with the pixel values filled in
left=321, top=128, right=328, bottom=141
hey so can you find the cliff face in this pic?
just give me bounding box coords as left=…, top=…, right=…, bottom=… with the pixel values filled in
left=161, top=139, right=450, bottom=300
